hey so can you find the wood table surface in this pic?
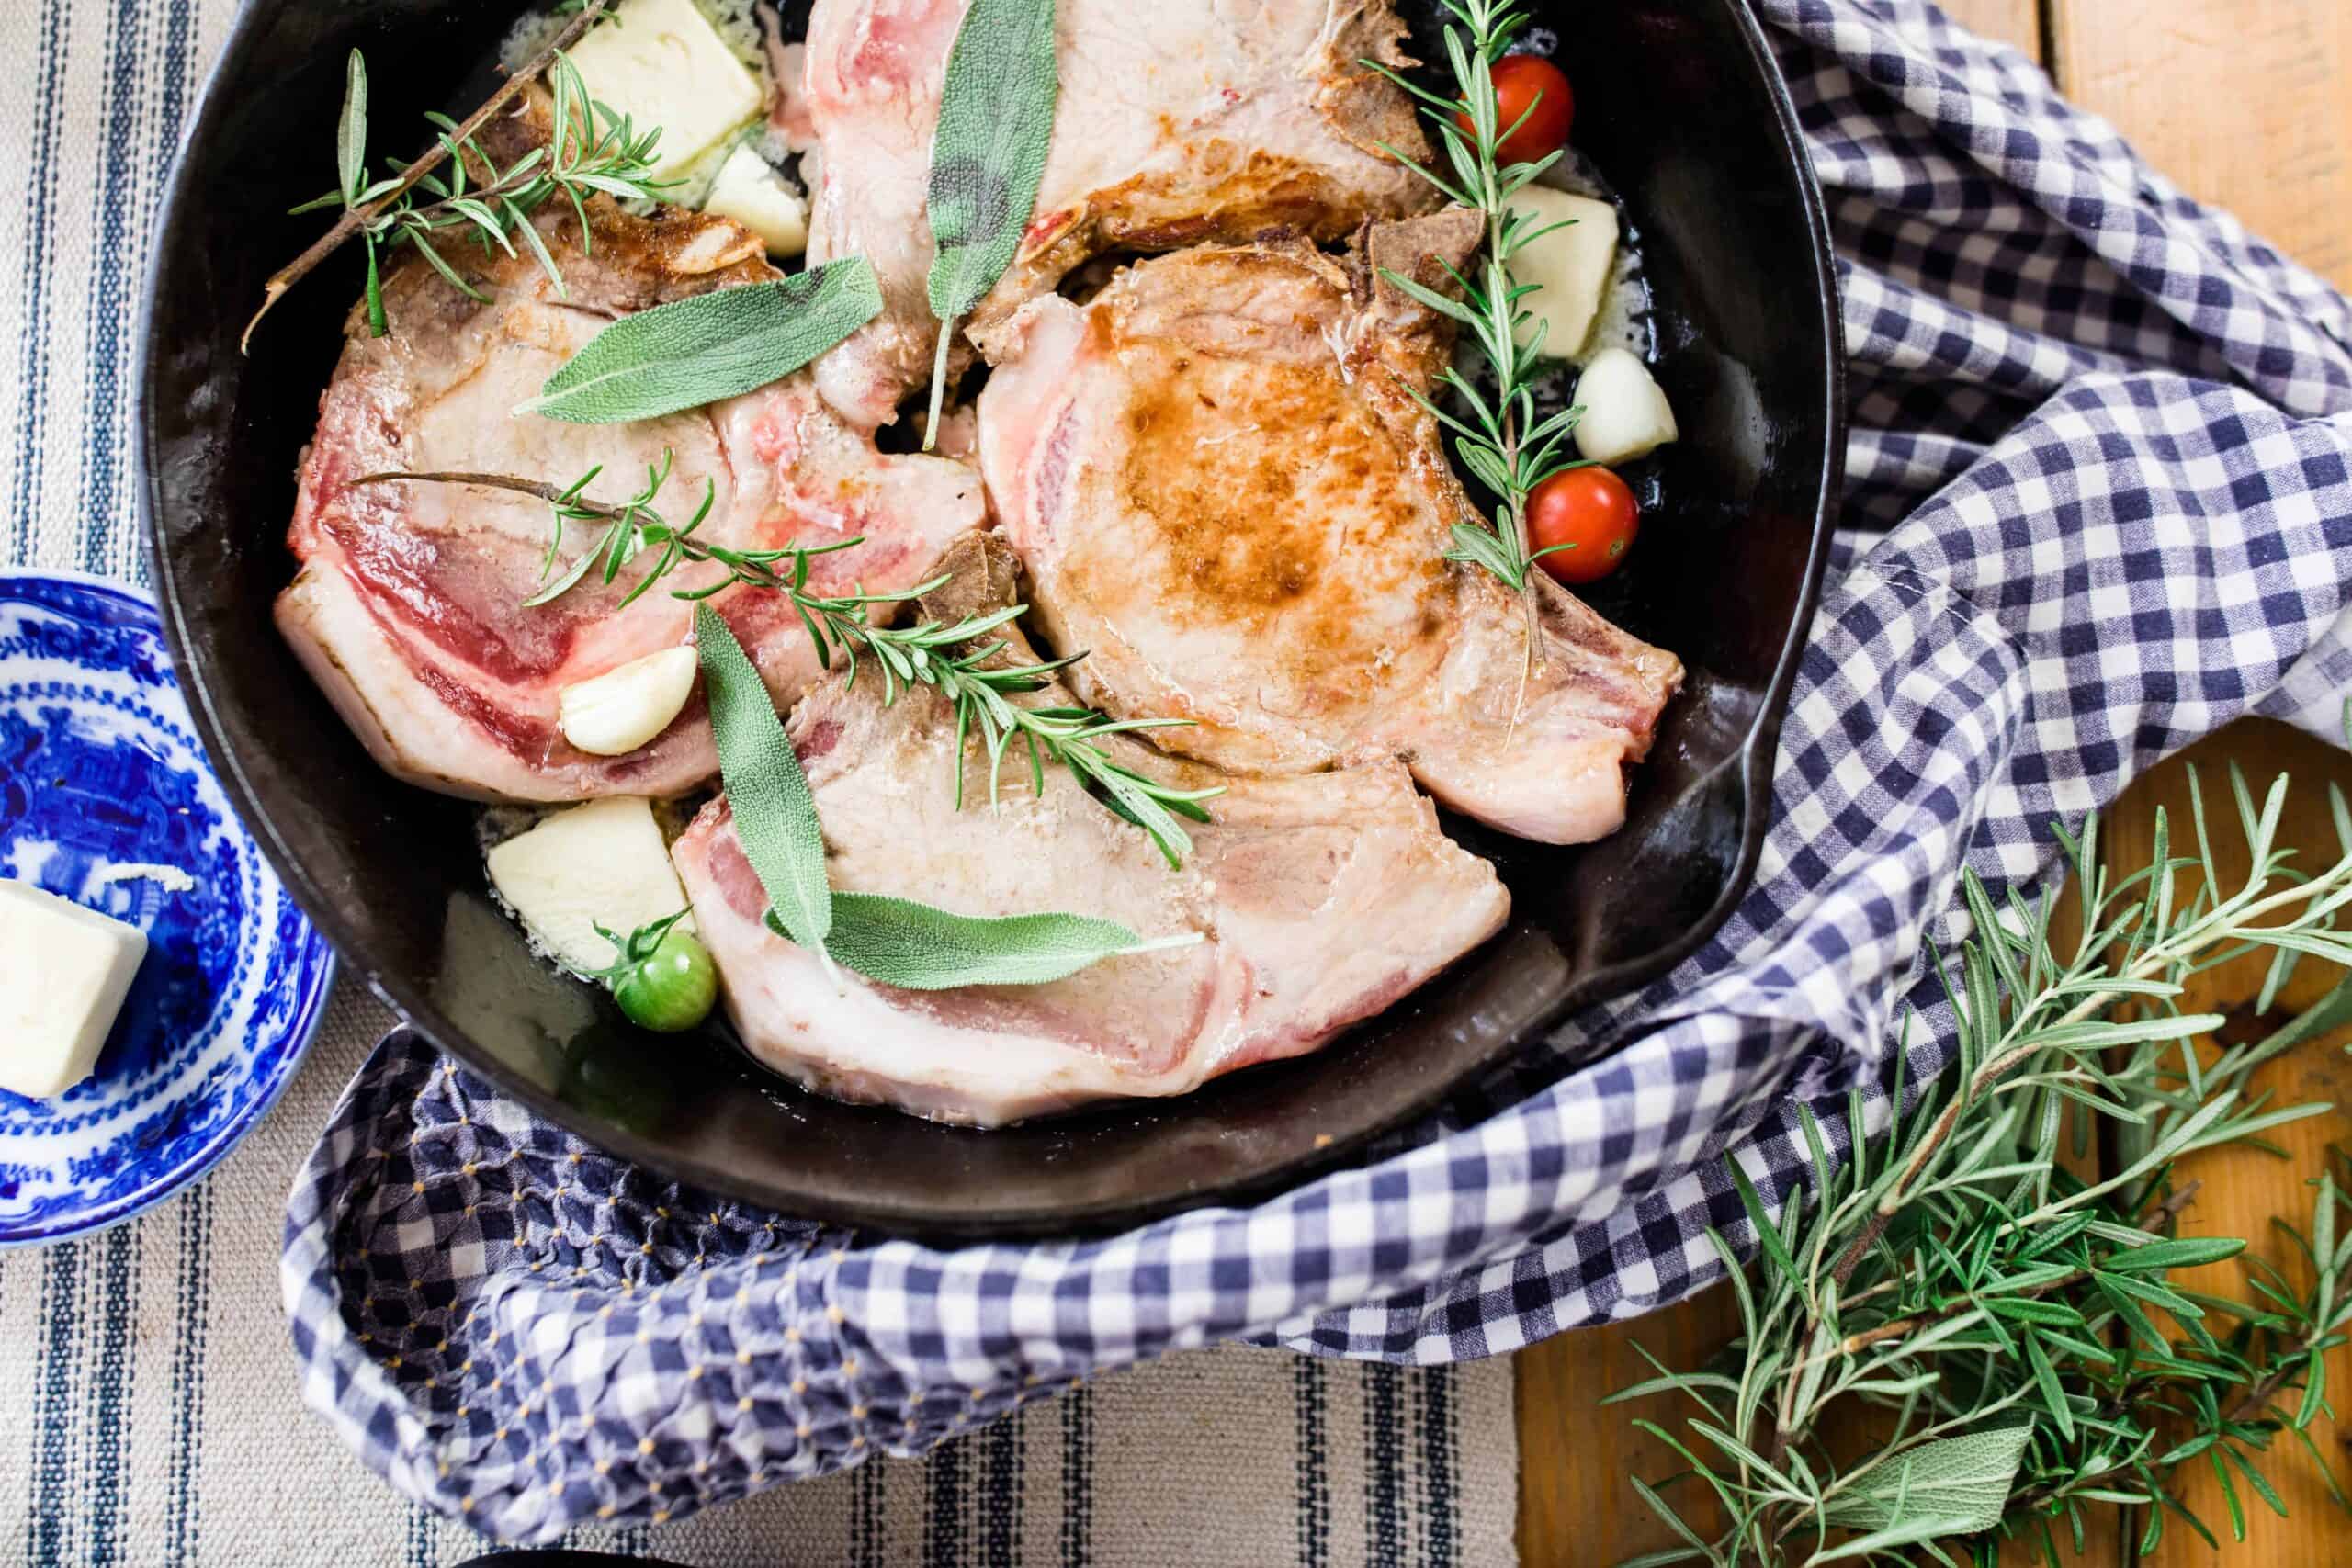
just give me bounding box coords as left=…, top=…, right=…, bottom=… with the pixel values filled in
left=1514, top=1, right=2352, bottom=1562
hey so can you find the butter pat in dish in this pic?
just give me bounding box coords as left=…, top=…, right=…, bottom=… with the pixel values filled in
left=0, top=881, right=148, bottom=1100
left=700, top=142, right=808, bottom=256
left=566, top=0, right=765, bottom=183
left=487, top=796, right=694, bottom=975
left=1509, top=187, right=1621, bottom=360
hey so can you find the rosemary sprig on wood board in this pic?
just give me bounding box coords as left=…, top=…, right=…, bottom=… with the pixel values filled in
left=1611, top=761, right=2352, bottom=1566
left=353, top=464, right=1220, bottom=867
left=245, top=0, right=660, bottom=349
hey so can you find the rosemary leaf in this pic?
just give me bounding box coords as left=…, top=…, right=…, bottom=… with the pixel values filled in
left=335, top=49, right=368, bottom=204
left=246, top=5, right=636, bottom=348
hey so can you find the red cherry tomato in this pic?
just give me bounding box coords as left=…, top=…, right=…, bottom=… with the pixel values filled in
left=1460, top=55, right=1575, bottom=167
left=1527, top=467, right=1638, bottom=585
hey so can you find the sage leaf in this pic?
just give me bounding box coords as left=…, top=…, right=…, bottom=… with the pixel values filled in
left=920, top=0, right=1057, bottom=445
left=522, top=259, right=883, bottom=423
left=1819, top=1425, right=2032, bottom=1538
left=695, top=604, right=831, bottom=964
left=802, top=892, right=1200, bottom=991
left=924, top=0, right=1060, bottom=323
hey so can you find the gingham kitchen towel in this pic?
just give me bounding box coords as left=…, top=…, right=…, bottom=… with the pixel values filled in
left=275, top=0, right=2352, bottom=1542
left=0, top=0, right=1515, bottom=1563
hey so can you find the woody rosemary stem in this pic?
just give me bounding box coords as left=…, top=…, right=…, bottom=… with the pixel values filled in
left=240, top=0, right=612, bottom=353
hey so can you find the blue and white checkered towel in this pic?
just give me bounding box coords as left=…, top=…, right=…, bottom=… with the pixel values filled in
left=282, top=0, right=2352, bottom=1540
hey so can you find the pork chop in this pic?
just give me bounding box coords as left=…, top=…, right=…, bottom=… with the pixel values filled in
left=977, top=214, right=1685, bottom=846
left=670, top=534, right=1509, bottom=1125
left=280, top=201, right=984, bottom=802
left=798, top=0, right=1434, bottom=430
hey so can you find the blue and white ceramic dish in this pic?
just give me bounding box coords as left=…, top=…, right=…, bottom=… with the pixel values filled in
left=0, top=570, right=334, bottom=1246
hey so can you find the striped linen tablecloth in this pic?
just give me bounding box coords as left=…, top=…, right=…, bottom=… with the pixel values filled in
left=1, top=1014, right=1512, bottom=1566
left=0, top=0, right=1521, bottom=1563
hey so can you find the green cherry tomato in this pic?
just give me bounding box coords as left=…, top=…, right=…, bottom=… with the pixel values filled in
left=610, top=926, right=718, bottom=1033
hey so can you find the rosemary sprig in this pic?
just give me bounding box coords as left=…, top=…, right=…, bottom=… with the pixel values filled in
left=352, top=464, right=1222, bottom=867
left=245, top=0, right=659, bottom=349
left=1611, top=761, right=2352, bottom=1566
left=1365, top=3, right=1587, bottom=626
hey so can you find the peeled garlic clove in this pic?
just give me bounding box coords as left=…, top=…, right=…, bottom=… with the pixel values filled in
left=560, top=646, right=699, bottom=757
left=1572, top=347, right=1679, bottom=466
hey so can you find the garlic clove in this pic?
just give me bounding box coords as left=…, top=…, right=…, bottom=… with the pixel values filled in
left=1572, top=347, right=1679, bottom=466
left=560, top=646, right=699, bottom=757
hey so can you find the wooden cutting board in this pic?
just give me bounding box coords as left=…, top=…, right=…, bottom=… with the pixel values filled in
left=1516, top=2, right=2352, bottom=1562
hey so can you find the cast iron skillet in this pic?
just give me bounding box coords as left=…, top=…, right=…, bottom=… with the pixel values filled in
left=140, top=0, right=1841, bottom=1237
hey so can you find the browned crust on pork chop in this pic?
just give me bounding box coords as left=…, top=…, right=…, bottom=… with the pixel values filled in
left=978, top=215, right=1684, bottom=845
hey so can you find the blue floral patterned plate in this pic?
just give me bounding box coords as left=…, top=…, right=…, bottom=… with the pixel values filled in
left=0, top=570, right=334, bottom=1246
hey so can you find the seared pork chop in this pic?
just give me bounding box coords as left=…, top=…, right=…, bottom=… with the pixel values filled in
left=671, top=535, right=1509, bottom=1125
left=280, top=202, right=984, bottom=802
left=799, top=0, right=1434, bottom=429
left=978, top=215, right=1685, bottom=846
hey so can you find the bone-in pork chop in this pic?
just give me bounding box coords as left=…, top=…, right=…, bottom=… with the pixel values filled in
left=798, top=0, right=1434, bottom=429
left=280, top=202, right=983, bottom=802
left=978, top=215, right=1685, bottom=846
left=670, top=535, right=1509, bottom=1125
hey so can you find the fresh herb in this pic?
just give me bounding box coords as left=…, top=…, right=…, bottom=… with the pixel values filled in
left=587, top=909, right=718, bottom=1032
left=1364, top=6, right=1588, bottom=639
left=356, top=457, right=769, bottom=610
left=245, top=1, right=650, bottom=349
left=921, top=0, right=1060, bottom=448
left=711, top=539, right=1223, bottom=869
left=354, top=462, right=1221, bottom=865
left=695, top=603, right=833, bottom=967
left=525, top=453, right=715, bottom=607
left=518, top=258, right=883, bottom=423
left=700, top=612, right=1204, bottom=988
left=1612, top=762, right=2352, bottom=1565
left=319, top=50, right=663, bottom=334
left=790, top=894, right=1197, bottom=990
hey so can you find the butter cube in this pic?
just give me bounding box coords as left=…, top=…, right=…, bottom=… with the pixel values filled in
left=1507, top=187, right=1621, bottom=361
left=0, top=881, right=148, bottom=1099
left=700, top=142, right=808, bottom=256
left=486, top=796, right=694, bottom=975
left=567, top=0, right=765, bottom=184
